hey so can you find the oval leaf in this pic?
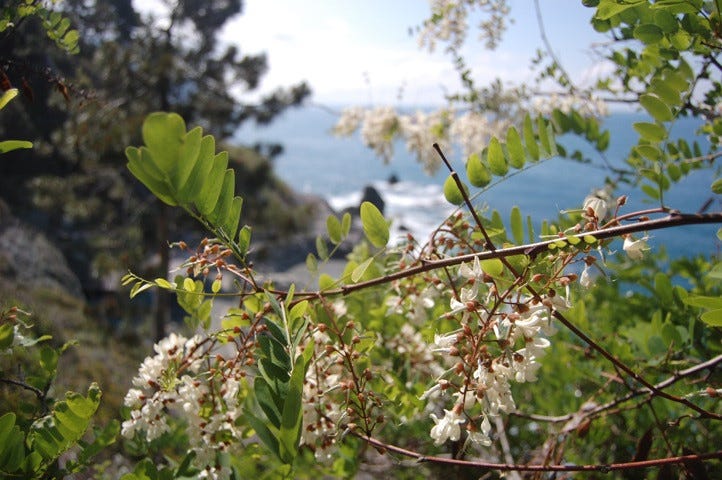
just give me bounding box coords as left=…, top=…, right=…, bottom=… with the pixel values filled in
left=640, top=94, right=673, bottom=122
left=443, top=175, right=467, bottom=206
left=466, top=153, right=491, bottom=187
left=633, top=122, right=667, bottom=142
left=487, top=137, right=508, bottom=176
left=360, top=201, right=389, bottom=248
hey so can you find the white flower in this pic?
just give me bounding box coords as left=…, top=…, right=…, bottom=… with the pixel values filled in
left=459, top=256, right=485, bottom=284
left=398, top=110, right=450, bottom=173
left=430, top=408, right=464, bottom=445
left=512, top=348, right=544, bottom=383
left=468, top=415, right=493, bottom=448
left=360, top=106, right=399, bottom=162
left=583, top=196, right=608, bottom=222
left=623, top=235, right=650, bottom=260
left=580, top=264, right=593, bottom=288
left=333, top=107, right=364, bottom=136
left=449, top=287, right=477, bottom=313
left=433, top=331, right=459, bottom=351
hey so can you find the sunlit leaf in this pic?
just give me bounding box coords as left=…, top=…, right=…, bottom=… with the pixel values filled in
left=487, top=137, right=508, bottom=176
left=640, top=94, right=673, bottom=122
left=466, top=153, right=491, bottom=187
left=633, top=122, right=667, bottom=142
left=523, top=114, right=539, bottom=161
left=510, top=206, right=523, bottom=245
left=506, top=126, right=525, bottom=168
left=360, top=201, right=389, bottom=248
left=0, top=140, right=33, bottom=154
left=443, top=175, right=468, bottom=206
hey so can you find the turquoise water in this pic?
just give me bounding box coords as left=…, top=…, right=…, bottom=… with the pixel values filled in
left=235, top=107, right=721, bottom=257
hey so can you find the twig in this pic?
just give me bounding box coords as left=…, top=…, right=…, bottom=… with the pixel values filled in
left=308, top=211, right=722, bottom=298
left=351, top=430, right=722, bottom=473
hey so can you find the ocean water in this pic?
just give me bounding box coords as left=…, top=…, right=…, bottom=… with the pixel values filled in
left=234, top=106, right=721, bottom=258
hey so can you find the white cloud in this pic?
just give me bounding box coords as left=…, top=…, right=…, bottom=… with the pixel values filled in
left=137, top=0, right=608, bottom=107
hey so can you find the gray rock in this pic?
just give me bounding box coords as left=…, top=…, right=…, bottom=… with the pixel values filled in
left=0, top=199, right=83, bottom=298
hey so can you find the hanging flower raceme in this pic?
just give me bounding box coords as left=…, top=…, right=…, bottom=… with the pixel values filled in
left=121, top=332, right=248, bottom=477
left=423, top=256, right=569, bottom=450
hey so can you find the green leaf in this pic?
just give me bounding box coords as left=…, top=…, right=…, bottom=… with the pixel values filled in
left=701, top=309, right=722, bottom=326
left=443, top=175, right=467, bottom=206
left=683, top=295, right=722, bottom=310
left=180, top=135, right=216, bottom=204
left=537, top=116, right=554, bottom=157
left=245, top=411, right=280, bottom=461
left=326, top=214, right=343, bottom=244
left=505, top=126, right=525, bottom=168
left=0, top=140, right=33, bottom=154
left=711, top=178, right=722, bottom=194
left=0, top=88, right=19, bottom=110
left=318, top=273, right=335, bottom=290
left=360, top=201, right=389, bottom=247
left=487, top=137, right=508, bottom=176
left=305, top=253, right=318, bottom=274
left=196, top=152, right=228, bottom=216
left=279, top=355, right=308, bottom=464
left=480, top=258, right=504, bottom=278
left=650, top=78, right=681, bottom=105
left=510, top=206, right=523, bottom=245
left=140, top=112, right=186, bottom=173
left=315, top=235, right=329, bottom=261
left=207, top=169, right=237, bottom=233
left=654, top=272, right=673, bottom=305
left=341, top=212, right=352, bottom=237
left=595, top=0, right=644, bottom=19
left=238, top=225, right=252, bottom=255
left=0, top=323, right=14, bottom=350
left=523, top=114, right=539, bottom=161
left=466, top=153, right=491, bottom=187
left=289, top=301, right=308, bottom=323
left=633, top=122, right=667, bottom=142
left=254, top=377, right=282, bottom=428
left=173, top=126, right=203, bottom=195
left=641, top=183, right=661, bottom=200
left=125, top=147, right=177, bottom=206
left=351, top=258, right=373, bottom=282
left=640, top=94, right=673, bottom=122
left=634, top=144, right=662, bottom=160
left=634, top=24, right=664, bottom=43
left=0, top=413, right=16, bottom=449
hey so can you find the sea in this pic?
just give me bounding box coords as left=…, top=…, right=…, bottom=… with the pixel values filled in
left=234, top=106, right=721, bottom=260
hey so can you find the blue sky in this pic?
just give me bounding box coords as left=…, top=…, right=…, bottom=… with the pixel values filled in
left=221, top=1, right=611, bottom=106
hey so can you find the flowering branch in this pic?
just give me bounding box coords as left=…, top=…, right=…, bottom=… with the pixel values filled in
left=310, top=210, right=722, bottom=299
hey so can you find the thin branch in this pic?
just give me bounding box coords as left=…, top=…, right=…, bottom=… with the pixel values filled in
left=309, top=211, right=722, bottom=298
left=351, top=430, right=722, bottom=473
left=512, top=353, right=722, bottom=424
left=0, top=377, right=45, bottom=401
left=533, top=0, right=576, bottom=93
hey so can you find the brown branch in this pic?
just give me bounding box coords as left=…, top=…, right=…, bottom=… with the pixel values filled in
left=512, top=353, right=722, bottom=424
left=0, top=377, right=45, bottom=401
left=307, top=211, right=722, bottom=298
left=351, top=430, right=722, bottom=473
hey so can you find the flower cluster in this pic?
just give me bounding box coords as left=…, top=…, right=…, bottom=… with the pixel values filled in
left=121, top=333, right=245, bottom=479
left=333, top=106, right=509, bottom=173
left=422, top=258, right=566, bottom=449
left=300, top=328, right=344, bottom=463
left=417, top=0, right=511, bottom=52
left=450, top=111, right=509, bottom=161
left=359, top=106, right=399, bottom=162
left=531, top=93, right=609, bottom=118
